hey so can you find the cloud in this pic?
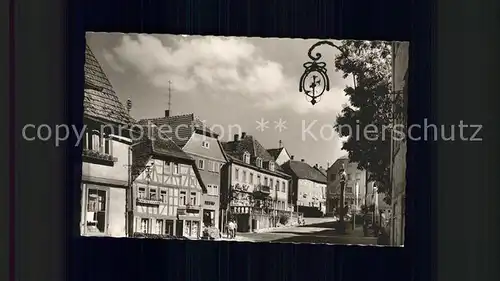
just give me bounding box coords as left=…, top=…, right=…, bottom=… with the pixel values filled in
left=104, top=34, right=349, bottom=114
left=102, top=49, right=125, bottom=73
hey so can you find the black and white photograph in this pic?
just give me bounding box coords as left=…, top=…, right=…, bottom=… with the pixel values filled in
left=81, top=32, right=408, bottom=246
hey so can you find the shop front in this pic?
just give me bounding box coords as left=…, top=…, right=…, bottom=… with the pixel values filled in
left=177, top=205, right=202, bottom=238
left=202, top=194, right=219, bottom=228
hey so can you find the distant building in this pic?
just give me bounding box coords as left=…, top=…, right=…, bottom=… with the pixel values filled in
left=281, top=157, right=327, bottom=217
left=221, top=133, right=292, bottom=232
left=326, top=156, right=370, bottom=216
left=80, top=44, right=134, bottom=237
left=131, top=125, right=207, bottom=238
left=267, top=141, right=292, bottom=166
left=390, top=41, right=409, bottom=246
left=144, top=112, right=227, bottom=232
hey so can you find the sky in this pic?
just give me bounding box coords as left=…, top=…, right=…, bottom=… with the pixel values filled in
left=86, top=32, right=353, bottom=169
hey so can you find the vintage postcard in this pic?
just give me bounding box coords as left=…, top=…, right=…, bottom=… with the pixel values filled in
left=81, top=32, right=408, bottom=246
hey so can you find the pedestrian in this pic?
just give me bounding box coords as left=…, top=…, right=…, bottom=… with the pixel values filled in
left=228, top=220, right=235, bottom=239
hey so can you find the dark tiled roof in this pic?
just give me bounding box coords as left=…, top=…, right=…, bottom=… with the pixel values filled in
left=267, top=148, right=284, bottom=160
left=314, top=166, right=327, bottom=177
left=226, top=154, right=290, bottom=179
left=222, top=135, right=275, bottom=162
left=131, top=125, right=194, bottom=180
left=141, top=114, right=217, bottom=148
left=222, top=135, right=289, bottom=178
left=282, top=160, right=327, bottom=184
left=84, top=44, right=133, bottom=125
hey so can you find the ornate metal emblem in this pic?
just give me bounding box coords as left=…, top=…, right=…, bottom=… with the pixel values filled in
left=299, top=41, right=346, bottom=105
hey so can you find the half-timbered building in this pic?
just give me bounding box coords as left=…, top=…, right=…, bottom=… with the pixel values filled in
left=144, top=111, right=228, bottom=233
left=131, top=125, right=207, bottom=239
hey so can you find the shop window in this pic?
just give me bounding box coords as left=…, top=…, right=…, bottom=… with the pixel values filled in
left=85, top=188, right=107, bottom=234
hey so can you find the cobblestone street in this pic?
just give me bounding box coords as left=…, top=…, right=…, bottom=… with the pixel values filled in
left=228, top=218, right=379, bottom=245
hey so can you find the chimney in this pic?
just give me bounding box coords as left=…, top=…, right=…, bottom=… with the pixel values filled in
left=301, top=159, right=305, bottom=162
left=241, top=132, right=247, bottom=139
left=320, top=165, right=323, bottom=169
left=278, top=140, right=283, bottom=148
left=314, top=164, right=318, bottom=168
left=290, top=155, right=294, bottom=160
left=233, top=134, right=239, bottom=141
left=164, top=110, right=170, bottom=117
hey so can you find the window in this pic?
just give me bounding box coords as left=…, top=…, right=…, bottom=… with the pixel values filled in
left=330, top=174, right=336, bottom=181
left=249, top=173, right=254, bottom=184
left=269, top=162, right=275, bottom=171
left=257, top=175, right=261, bottom=184
left=264, top=177, right=268, bottom=186
left=160, top=189, right=167, bottom=202
left=213, top=162, right=220, bottom=173
left=156, top=219, right=164, bottom=234
left=275, top=181, right=280, bottom=191
left=347, top=174, right=352, bottom=180
left=179, top=191, right=187, bottom=205
left=270, top=179, right=274, bottom=190
left=83, top=130, right=112, bottom=156
left=356, top=173, right=361, bottom=180
left=235, top=168, right=240, bottom=180
left=202, top=141, right=210, bottom=149
left=243, top=152, right=250, bottom=164
left=173, top=164, right=179, bottom=174
left=346, top=186, right=353, bottom=193
left=164, top=161, right=171, bottom=174
left=140, top=218, right=149, bottom=233
left=198, top=159, right=205, bottom=170
left=86, top=188, right=107, bottom=233
left=207, top=160, right=213, bottom=172
left=242, top=171, right=247, bottom=182
left=149, top=188, right=158, bottom=200
left=256, top=157, right=262, bottom=168
left=190, top=192, right=197, bottom=206
left=138, top=187, right=146, bottom=199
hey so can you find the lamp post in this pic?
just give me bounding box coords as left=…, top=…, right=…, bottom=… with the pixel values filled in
left=337, top=166, right=347, bottom=234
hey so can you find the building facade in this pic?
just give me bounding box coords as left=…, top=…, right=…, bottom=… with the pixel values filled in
left=390, top=41, right=409, bottom=246
left=281, top=158, right=327, bottom=217
left=221, top=133, right=291, bottom=232
left=326, top=157, right=370, bottom=216
left=146, top=112, right=227, bottom=232
left=80, top=43, right=134, bottom=237
left=131, top=126, right=207, bottom=239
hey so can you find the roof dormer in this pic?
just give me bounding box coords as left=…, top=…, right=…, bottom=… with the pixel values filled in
left=268, top=161, right=275, bottom=172
left=255, top=157, right=263, bottom=168
left=243, top=151, right=251, bottom=164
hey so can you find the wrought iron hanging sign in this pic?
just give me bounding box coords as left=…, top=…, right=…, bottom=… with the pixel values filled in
left=299, top=41, right=346, bottom=105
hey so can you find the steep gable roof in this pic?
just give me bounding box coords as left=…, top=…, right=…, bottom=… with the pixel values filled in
left=267, top=148, right=284, bottom=160
left=141, top=113, right=217, bottom=148
left=222, top=135, right=289, bottom=178
left=131, top=125, right=207, bottom=192
left=131, top=125, right=193, bottom=178
left=222, top=135, right=275, bottom=162
left=84, top=44, right=133, bottom=125
left=282, top=160, right=327, bottom=184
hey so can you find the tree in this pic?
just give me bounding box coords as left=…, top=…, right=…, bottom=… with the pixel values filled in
left=333, top=40, right=404, bottom=204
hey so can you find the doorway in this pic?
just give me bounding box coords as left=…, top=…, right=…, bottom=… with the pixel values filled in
left=175, top=220, right=183, bottom=237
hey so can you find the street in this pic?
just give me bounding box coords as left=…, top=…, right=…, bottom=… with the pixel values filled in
left=231, top=218, right=379, bottom=245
